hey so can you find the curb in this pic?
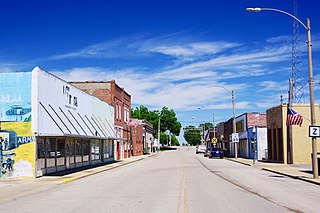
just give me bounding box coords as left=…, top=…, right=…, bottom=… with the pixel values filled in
left=226, top=158, right=320, bottom=186
left=57, top=177, right=78, bottom=184
left=262, top=167, right=320, bottom=186
left=225, top=158, right=252, bottom=166
left=56, top=154, right=156, bottom=184
left=261, top=167, right=298, bottom=179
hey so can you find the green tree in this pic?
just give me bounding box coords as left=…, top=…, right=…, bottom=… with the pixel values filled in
left=131, top=105, right=150, bottom=120
left=159, top=132, right=179, bottom=146
left=183, top=126, right=201, bottom=146
left=159, top=106, right=181, bottom=136
left=131, top=105, right=182, bottom=141
left=171, top=135, right=180, bottom=146
left=199, top=122, right=213, bottom=131
left=160, top=132, right=168, bottom=145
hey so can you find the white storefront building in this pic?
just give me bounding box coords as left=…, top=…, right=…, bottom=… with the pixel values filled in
left=0, top=67, right=116, bottom=178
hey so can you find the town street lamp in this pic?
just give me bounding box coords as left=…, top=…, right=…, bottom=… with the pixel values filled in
left=197, top=107, right=206, bottom=145
left=210, top=84, right=237, bottom=159
left=157, top=112, right=163, bottom=151
left=246, top=7, right=318, bottom=179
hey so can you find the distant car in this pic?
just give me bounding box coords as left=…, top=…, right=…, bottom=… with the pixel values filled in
left=204, top=147, right=211, bottom=157
left=208, top=147, right=224, bottom=159
left=196, top=146, right=206, bottom=154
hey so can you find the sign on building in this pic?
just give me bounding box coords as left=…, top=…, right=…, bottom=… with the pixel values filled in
left=309, top=126, right=320, bottom=137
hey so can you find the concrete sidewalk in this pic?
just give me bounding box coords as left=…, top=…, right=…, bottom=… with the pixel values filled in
left=226, top=157, right=320, bottom=186
left=55, top=154, right=154, bottom=184
left=0, top=154, right=155, bottom=203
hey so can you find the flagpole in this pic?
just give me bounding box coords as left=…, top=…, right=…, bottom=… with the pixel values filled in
left=287, top=78, right=293, bottom=164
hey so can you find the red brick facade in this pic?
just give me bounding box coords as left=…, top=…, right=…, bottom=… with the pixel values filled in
left=247, top=113, right=267, bottom=127
left=70, top=80, right=131, bottom=160
left=131, top=125, right=144, bottom=156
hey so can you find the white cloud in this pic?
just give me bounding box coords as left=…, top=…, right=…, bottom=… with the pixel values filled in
left=53, top=65, right=258, bottom=112
left=266, top=35, right=292, bottom=44
left=51, top=36, right=148, bottom=60
left=150, top=41, right=241, bottom=58
left=155, top=45, right=291, bottom=83
left=258, top=81, right=288, bottom=92
left=0, top=63, right=27, bottom=72
left=45, top=34, right=307, bottom=119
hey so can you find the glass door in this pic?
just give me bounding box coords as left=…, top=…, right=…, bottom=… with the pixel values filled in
left=66, top=139, right=75, bottom=169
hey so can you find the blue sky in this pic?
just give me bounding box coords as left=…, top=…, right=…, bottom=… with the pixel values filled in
left=1, top=0, right=319, bottom=143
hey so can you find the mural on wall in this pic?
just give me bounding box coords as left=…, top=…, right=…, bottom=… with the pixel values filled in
left=0, top=122, right=35, bottom=178
left=0, top=72, right=34, bottom=178
left=0, top=73, right=32, bottom=122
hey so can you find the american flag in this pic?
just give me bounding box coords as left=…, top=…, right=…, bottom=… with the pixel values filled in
left=286, top=108, right=303, bottom=127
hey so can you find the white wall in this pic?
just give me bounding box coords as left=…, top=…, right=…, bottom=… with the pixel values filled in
left=32, top=67, right=115, bottom=138
left=257, top=127, right=267, bottom=160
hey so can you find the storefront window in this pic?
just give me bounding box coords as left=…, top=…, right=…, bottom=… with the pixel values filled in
left=37, top=138, right=46, bottom=171
left=75, top=139, right=82, bottom=163
left=83, top=140, right=90, bottom=162
left=66, top=139, right=75, bottom=168
left=57, top=139, right=65, bottom=166
left=91, top=139, right=100, bottom=161
left=109, top=140, right=114, bottom=158
left=46, top=138, right=56, bottom=168
left=103, top=139, right=114, bottom=159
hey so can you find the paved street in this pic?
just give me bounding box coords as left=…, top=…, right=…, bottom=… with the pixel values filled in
left=0, top=147, right=320, bottom=213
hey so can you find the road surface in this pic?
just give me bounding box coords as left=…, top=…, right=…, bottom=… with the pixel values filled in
left=0, top=146, right=319, bottom=212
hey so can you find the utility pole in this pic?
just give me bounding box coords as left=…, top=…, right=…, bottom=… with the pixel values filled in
left=158, top=116, right=161, bottom=151
left=287, top=78, right=293, bottom=164
left=202, top=122, right=205, bottom=145
left=232, top=90, right=237, bottom=159
left=213, top=113, right=215, bottom=139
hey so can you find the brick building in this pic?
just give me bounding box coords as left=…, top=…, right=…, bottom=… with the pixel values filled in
left=216, top=112, right=267, bottom=158
left=223, top=118, right=233, bottom=156
left=70, top=80, right=131, bottom=160
left=129, top=119, right=154, bottom=155
left=267, top=104, right=320, bottom=164
left=236, top=112, right=267, bottom=159
left=130, top=122, right=144, bottom=156
left=215, top=122, right=225, bottom=148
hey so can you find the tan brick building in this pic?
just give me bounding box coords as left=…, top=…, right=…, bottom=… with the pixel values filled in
left=266, top=104, right=320, bottom=164
left=70, top=80, right=131, bottom=160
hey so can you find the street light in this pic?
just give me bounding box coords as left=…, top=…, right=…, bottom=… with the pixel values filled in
left=210, top=84, right=237, bottom=159
left=197, top=107, right=206, bottom=145
left=246, top=7, right=318, bottom=179
left=158, top=113, right=162, bottom=151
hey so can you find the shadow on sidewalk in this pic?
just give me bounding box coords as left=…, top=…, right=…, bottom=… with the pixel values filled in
left=44, top=161, right=117, bottom=177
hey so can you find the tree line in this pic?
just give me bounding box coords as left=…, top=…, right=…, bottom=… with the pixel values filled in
left=131, top=105, right=182, bottom=146
left=183, top=122, right=213, bottom=146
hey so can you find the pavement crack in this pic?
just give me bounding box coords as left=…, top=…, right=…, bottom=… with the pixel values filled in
left=196, top=156, right=303, bottom=213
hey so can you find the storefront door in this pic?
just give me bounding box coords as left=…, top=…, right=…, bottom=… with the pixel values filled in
left=117, top=141, right=120, bottom=160
left=66, top=139, right=75, bottom=169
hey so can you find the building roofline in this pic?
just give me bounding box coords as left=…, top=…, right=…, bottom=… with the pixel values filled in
left=34, top=132, right=125, bottom=140
left=69, top=80, right=131, bottom=98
